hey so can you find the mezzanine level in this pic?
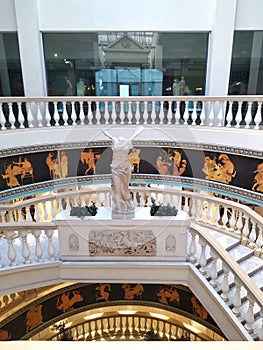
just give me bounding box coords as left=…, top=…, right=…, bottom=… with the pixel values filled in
left=0, top=95, right=262, bottom=341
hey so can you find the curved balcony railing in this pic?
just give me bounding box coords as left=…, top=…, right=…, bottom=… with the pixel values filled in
left=0, top=96, right=263, bottom=130
left=1, top=183, right=262, bottom=258
left=0, top=211, right=262, bottom=340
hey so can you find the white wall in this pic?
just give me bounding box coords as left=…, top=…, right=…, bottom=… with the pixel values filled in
left=235, top=0, right=263, bottom=29
left=0, top=0, right=16, bottom=30
left=1, top=0, right=263, bottom=97
left=37, top=0, right=214, bottom=31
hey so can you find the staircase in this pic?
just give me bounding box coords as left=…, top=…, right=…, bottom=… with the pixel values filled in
left=202, top=228, right=263, bottom=340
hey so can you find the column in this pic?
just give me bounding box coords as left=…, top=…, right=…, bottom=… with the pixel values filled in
left=14, top=0, right=47, bottom=96
left=247, top=32, right=263, bottom=94
left=206, top=0, right=237, bottom=96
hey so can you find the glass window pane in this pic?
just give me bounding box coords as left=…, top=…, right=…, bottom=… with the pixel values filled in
left=43, top=32, right=208, bottom=97
left=229, top=31, right=263, bottom=95
left=0, top=33, right=24, bottom=96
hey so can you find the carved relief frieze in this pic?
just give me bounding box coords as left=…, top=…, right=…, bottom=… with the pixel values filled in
left=89, top=230, right=156, bottom=256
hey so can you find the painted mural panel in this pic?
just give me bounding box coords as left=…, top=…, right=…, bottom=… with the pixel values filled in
left=0, top=146, right=262, bottom=195
left=0, top=283, right=224, bottom=340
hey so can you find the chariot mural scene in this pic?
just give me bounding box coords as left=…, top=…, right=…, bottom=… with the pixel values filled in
left=0, top=146, right=262, bottom=195
left=0, top=283, right=222, bottom=340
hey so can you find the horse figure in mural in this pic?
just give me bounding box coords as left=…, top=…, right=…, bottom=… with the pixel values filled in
left=95, top=284, right=111, bottom=302
left=122, top=283, right=144, bottom=300
left=56, top=291, right=83, bottom=312
left=157, top=287, right=180, bottom=305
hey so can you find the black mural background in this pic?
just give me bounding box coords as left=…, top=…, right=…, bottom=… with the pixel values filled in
left=0, top=146, right=262, bottom=193
left=0, top=283, right=224, bottom=340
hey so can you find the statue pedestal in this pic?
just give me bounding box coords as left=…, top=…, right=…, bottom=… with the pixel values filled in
left=56, top=207, right=190, bottom=262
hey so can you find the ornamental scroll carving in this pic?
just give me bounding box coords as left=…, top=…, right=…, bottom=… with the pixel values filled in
left=89, top=230, right=156, bottom=256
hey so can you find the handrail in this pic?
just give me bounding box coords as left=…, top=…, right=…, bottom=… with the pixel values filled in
left=189, top=222, right=263, bottom=339
left=1, top=95, right=262, bottom=130
left=0, top=216, right=262, bottom=339
left=0, top=184, right=262, bottom=257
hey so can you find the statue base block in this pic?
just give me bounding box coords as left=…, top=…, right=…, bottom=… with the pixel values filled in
left=56, top=207, right=190, bottom=262
left=111, top=209, right=135, bottom=219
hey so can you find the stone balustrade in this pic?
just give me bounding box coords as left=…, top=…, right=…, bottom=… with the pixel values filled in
left=0, top=96, right=263, bottom=130
left=1, top=185, right=262, bottom=258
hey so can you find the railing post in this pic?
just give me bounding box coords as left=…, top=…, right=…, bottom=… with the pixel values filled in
left=20, top=229, right=31, bottom=264
left=8, top=102, right=16, bottom=129
left=0, top=102, right=6, bottom=130
left=254, top=102, right=262, bottom=129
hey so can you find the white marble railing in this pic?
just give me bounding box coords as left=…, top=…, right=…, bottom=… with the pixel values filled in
left=1, top=186, right=262, bottom=258
left=0, top=218, right=262, bottom=339
left=0, top=96, right=262, bottom=129
left=189, top=222, right=263, bottom=340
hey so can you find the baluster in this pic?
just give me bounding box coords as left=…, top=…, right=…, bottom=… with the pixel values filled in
left=34, top=203, right=40, bottom=222
left=26, top=102, right=34, bottom=127
left=189, top=197, right=196, bottom=219
left=5, top=231, right=17, bottom=266
left=206, top=200, right=212, bottom=223
left=182, top=196, right=189, bottom=215
left=36, top=102, right=43, bottom=127
left=8, top=102, right=16, bottom=129
left=85, top=101, right=92, bottom=124
left=255, top=226, right=262, bottom=257
left=248, top=219, right=257, bottom=249
left=32, top=229, right=43, bottom=262
left=220, top=265, right=230, bottom=301
left=110, top=101, right=117, bottom=124
left=241, top=215, right=250, bottom=245
left=213, top=202, right=220, bottom=226
left=62, top=102, right=68, bottom=125
left=166, top=101, right=173, bottom=124
left=127, top=102, right=132, bottom=124
left=244, top=101, right=252, bottom=129
left=198, top=198, right=205, bottom=222
left=217, top=101, right=224, bottom=127
left=235, top=210, right=244, bottom=235
left=42, top=201, right=49, bottom=221
left=199, top=241, right=207, bottom=275
left=119, top=101, right=125, bottom=124
left=53, top=102, right=60, bottom=126
left=182, top=101, right=189, bottom=125
left=103, top=101, right=110, bottom=124
left=225, top=101, right=233, bottom=127
left=221, top=205, right=229, bottom=228
left=188, top=230, right=197, bottom=263
left=17, top=102, right=25, bottom=128
left=134, top=101, right=140, bottom=124
left=20, top=229, right=31, bottom=264
left=254, top=102, right=262, bottom=129
left=71, top=102, right=78, bottom=125
left=45, top=229, right=56, bottom=260
left=229, top=208, right=236, bottom=232
left=209, top=254, right=218, bottom=287
left=232, top=279, right=242, bottom=316
left=208, top=101, right=215, bottom=126
left=191, top=101, right=197, bottom=125
left=0, top=102, right=6, bottom=130
left=244, top=297, right=255, bottom=334
left=175, top=101, right=180, bottom=125
left=235, top=101, right=243, bottom=128
left=50, top=199, right=56, bottom=220
left=78, top=101, right=85, bottom=125
left=199, top=101, right=206, bottom=125
left=45, top=101, right=51, bottom=126
left=58, top=197, right=64, bottom=213
left=140, top=101, right=147, bottom=125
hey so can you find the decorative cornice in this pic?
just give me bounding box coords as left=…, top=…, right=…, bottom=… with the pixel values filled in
left=0, top=141, right=262, bottom=159
left=0, top=174, right=262, bottom=205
